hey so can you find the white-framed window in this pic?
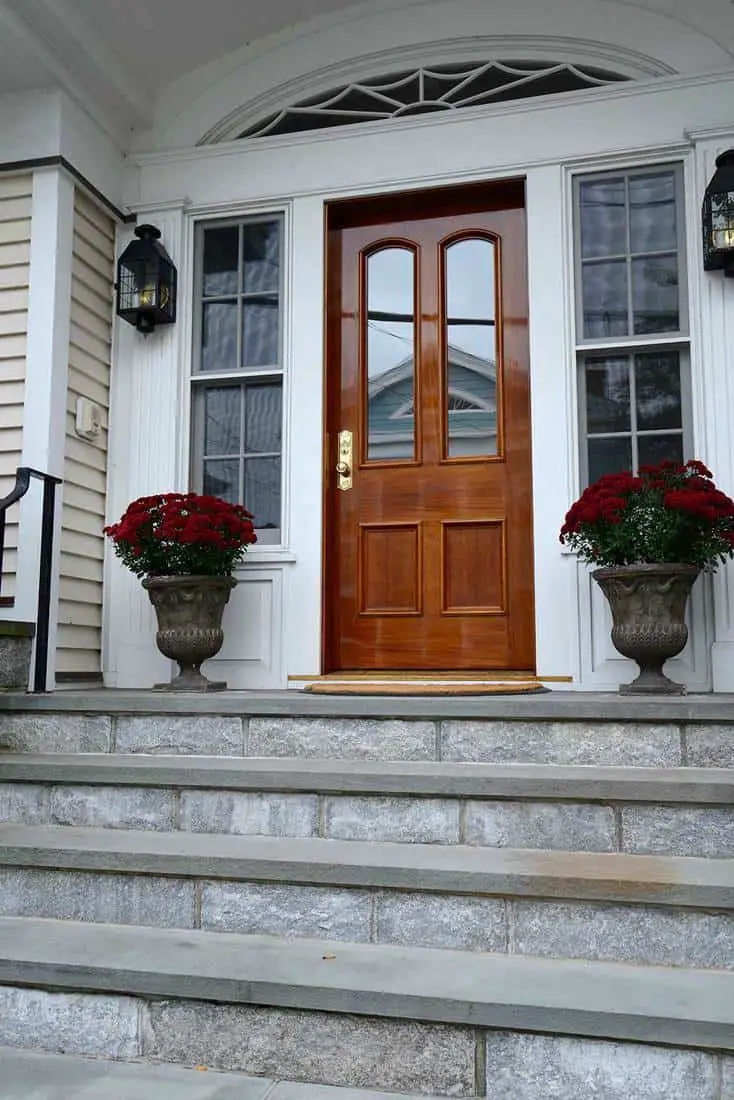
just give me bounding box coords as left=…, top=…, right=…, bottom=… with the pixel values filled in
left=573, top=164, right=691, bottom=483
left=191, top=215, right=284, bottom=544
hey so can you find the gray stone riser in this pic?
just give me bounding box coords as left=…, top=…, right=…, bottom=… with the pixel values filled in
left=0, top=918, right=731, bottom=1100
left=0, top=988, right=730, bottom=1100
left=0, top=829, right=732, bottom=970
left=1, top=866, right=733, bottom=970
left=1, top=711, right=733, bottom=766
left=1, top=778, right=731, bottom=857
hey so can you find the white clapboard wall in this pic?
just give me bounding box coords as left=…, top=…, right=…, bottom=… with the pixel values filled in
left=0, top=174, right=32, bottom=603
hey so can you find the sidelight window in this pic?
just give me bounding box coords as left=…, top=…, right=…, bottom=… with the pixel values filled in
left=574, top=165, right=691, bottom=483
left=191, top=216, right=284, bottom=543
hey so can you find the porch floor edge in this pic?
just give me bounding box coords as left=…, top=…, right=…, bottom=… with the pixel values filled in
left=0, top=689, right=733, bottom=721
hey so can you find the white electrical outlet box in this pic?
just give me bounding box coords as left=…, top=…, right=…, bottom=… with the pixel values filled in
left=75, top=397, right=103, bottom=441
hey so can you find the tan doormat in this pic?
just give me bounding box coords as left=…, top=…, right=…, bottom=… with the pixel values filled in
left=304, top=682, right=548, bottom=696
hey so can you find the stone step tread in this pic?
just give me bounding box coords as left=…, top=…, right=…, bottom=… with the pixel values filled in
left=0, top=824, right=732, bottom=907
left=0, top=917, right=731, bottom=1050
left=0, top=1047, right=446, bottom=1100
left=1, top=754, right=732, bottom=802
left=2, top=688, right=734, bottom=720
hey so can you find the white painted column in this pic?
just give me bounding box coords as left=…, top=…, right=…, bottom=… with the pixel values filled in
left=525, top=165, right=581, bottom=684
left=102, top=204, right=188, bottom=688
left=690, top=132, right=734, bottom=691
left=282, top=195, right=326, bottom=680
left=14, top=168, right=75, bottom=688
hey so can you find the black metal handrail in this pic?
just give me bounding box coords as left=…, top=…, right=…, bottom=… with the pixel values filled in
left=0, top=467, right=62, bottom=692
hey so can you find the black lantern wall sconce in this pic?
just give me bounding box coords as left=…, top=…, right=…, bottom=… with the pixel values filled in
left=116, top=224, right=177, bottom=334
left=703, top=150, right=734, bottom=278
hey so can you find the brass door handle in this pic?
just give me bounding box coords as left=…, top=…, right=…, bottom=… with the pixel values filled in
left=337, top=430, right=353, bottom=491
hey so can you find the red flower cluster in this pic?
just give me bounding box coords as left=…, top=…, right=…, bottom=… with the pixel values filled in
left=105, top=493, right=257, bottom=578
left=560, top=472, right=644, bottom=537
left=559, top=460, right=734, bottom=570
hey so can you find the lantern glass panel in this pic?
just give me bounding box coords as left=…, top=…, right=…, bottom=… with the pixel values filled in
left=710, top=192, right=734, bottom=251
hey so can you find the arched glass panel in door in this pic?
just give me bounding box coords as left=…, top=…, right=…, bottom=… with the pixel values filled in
left=365, top=246, right=417, bottom=461
left=443, top=237, right=498, bottom=457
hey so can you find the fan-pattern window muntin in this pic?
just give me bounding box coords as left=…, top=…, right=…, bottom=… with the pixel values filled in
left=192, top=216, right=285, bottom=544
left=240, top=60, right=629, bottom=139
left=574, top=165, right=691, bottom=485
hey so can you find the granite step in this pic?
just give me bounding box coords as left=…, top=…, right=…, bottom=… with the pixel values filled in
left=0, top=1048, right=451, bottom=1100
left=0, top=917, right=731, bottom=1098
left=0, top=825, right=732, bottom=969
left=1, top=755, right=731, bottom=857
left=0, top=698, right=732, bottom=767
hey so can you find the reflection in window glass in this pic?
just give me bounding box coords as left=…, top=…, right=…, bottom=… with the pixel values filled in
left=583, top=351, right=683, bottom=480
left=629, top=174, right=676, bottom=253
left=635, top=351, right=682, bottom=431
left=576, top=167, right=688, bottom=490
left=203, top=227, right=239, bottom=296
left=588, top=437, right=632, bottom=485
left=578, top=169, right=682, bottom=341
left=445, top=238, right=498, bottom=457
left=585, top=358, right=630, bottom=434
left=366, top=247, right=416, bottom=461
left=579, top=178, right=626, bottom=259
left=632, top=255, right=679, bottom=335
left=194, top=218, right=284, bottom=542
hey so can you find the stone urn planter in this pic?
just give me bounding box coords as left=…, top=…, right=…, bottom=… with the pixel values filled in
left=105, top=492, right=257, bottom=692
left=593, top=564, right=700, bottom=695
left=143, top=575, right=237, bottom=691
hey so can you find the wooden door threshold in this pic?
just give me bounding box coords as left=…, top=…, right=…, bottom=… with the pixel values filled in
left=290, top=671, right=571, bottom=683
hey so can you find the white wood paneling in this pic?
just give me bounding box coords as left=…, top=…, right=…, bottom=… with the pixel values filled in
left=0, top=173, right=32, bottom=601
left=56, top=189, right=114, bottom=680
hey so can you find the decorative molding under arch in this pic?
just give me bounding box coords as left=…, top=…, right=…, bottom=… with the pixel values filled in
left=199, top=35, right=676, bottom=145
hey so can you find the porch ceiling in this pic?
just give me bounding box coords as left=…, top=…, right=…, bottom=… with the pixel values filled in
left=0, top=0, right=733, bottom=144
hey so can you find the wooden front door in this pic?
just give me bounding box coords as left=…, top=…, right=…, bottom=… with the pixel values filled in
left=324, top=182, right=535, bottom=671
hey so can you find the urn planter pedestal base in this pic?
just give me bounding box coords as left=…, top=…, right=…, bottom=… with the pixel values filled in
left=142, top=575, right=236, bottom=692
left=592, top=564, right=700, bottom=696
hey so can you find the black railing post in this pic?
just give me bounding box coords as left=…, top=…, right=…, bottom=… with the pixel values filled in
left=33, top=477, right=58, bottom=692
left=0, top=508, right=6, bottom=585
left=0, top=466, right=62, bottom=692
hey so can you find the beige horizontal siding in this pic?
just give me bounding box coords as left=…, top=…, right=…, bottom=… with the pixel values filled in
left=0, top=174, right=31, bottom=602
left=56, top=189, right=114, bottom=680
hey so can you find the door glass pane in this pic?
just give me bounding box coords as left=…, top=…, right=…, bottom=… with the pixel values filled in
left=585, top=358, right=630, bottom=433
left=202, top=226, right=239, bottom=297
left=245, top=383, right=282, bottom=453
left=445, top=238, right=498, bottom=457
left=582, top=260, right=628, bottom=339
left=588, top=436, right=632, bottom=483
left=579, top=178, right=626, bottom=259
left=204, top=387, right=241, bottom=456
left=242, top=298, right=279, bottom=366
left=203, top=458, right=240, bottom=504
left=366, top=247, right=416, bottom=461
left=638, top=434, right=684, bottom=470
left=629, top=173, right=676, bottom=254
left=201, top=301, right=238, bottom=372
left=635, top=351, right=682, bottom=431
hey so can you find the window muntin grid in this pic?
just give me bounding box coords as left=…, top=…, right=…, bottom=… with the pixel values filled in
left=192, top=217, right=284, bottom=544
left=574, top=166, right=691, bottom=484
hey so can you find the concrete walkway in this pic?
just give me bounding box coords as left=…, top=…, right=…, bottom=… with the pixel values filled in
left=0, top=1049, right=445, bottom=1099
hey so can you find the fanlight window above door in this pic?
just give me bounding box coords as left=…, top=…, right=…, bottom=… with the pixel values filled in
left=238, top=60, right=629, bottom=139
